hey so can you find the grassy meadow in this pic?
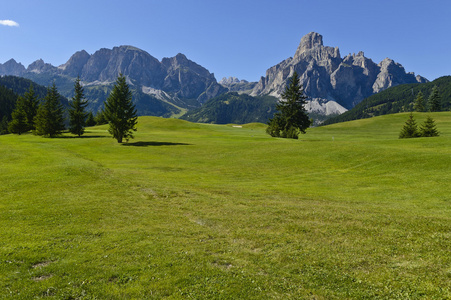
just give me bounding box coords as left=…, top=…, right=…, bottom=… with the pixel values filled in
left=0, top=112, right=450, bottom=299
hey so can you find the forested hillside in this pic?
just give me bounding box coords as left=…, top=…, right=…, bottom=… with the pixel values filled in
left=0, top=76, right=70, bottom=107
left=181, top=92, right=277, bottom=124
left=0, top=85, right=18, bottom=133
left=0, top=76, right=51, bottom=99
left=323, top=76, right=451, bottom=125
left=0, top=76, right=70, bottom=134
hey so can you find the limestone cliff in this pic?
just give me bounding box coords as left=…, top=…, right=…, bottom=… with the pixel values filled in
left=251, top=32, right=427, bottom=111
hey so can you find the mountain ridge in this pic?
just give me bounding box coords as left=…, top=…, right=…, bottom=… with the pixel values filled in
left=250, top=32, right=428, bottom=114
left=0, top=33, right=429, bottom=122
left=0, top=46, right=227, bottom=113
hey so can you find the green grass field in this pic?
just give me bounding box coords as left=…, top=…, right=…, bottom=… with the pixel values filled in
left=1, top=112, right=450, bottom=299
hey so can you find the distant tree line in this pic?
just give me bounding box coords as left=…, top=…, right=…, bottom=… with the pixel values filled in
left=413, top=86, right=442, bottom=112
left=181, top=92, right=277, bottom=124
left=323, top=76, right=451, bottom=126
left=1, top=74, right=137, bottom=142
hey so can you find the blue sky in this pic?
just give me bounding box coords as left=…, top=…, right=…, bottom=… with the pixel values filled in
left=1, top=0, right=450, bottom=82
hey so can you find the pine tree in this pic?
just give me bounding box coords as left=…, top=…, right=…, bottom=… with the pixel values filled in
left=399, top=113, right=420, bottom=138
left=413, top=91, right=425, bottom=112
left=68, top=77, right=88, bottom=136
left=34, top=83, right=65, bottom=137
left=266, top=71, right=311, bottom=139
left=94, top=109, right=108, bottom=125
left=427, top=86, right=441, bottom=112
left=22, top=84, right=39, bottom=131
left=419, top=116, right=439, bottom=137
left=86, top=111, right=96, bottom=127
left=0, top=116, right=9, bottom=135
left=8, top=96, right=29, bottom=135
left=104, top=74, right=137, bottom=143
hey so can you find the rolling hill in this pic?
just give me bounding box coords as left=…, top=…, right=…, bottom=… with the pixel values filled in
left=0, top=113, right=450, bottom=298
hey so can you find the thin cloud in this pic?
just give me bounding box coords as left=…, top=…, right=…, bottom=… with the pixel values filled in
left=0, top=20, right=19, bottom=27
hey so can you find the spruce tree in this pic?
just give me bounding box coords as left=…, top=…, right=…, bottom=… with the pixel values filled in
left=413, top=91, right=425, bottom=112
left=266, top=71, right=311, bottom=139
left=399, top=113, right=420, bottom=139
left=0, top=116, right=9, bottom=135
left=22, top=84, right=39, bottom=131
left=419, top=116, right=439, bottom=137
left=34, top=83, right=65, bottom=137
left=8, top=96, right=29, bottom=135
left=68, top=77, right=88, bottom=136
left=94, top=109, right=108, bottom=125
left=86, top=111, right=96, bottom=127
left=427, top=86, right=441, bottom=112
left=104, top=74, right=137, bottom=143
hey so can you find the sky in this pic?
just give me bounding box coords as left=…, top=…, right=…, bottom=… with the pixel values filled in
left=1, top=0, right=450, bottom=82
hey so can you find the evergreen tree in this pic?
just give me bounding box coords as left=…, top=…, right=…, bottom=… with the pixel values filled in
left=0, top=116, right=8, bottom=135
left=8, top=96, right=29, bottom=135
left=399, top=113, right=420, bottom=138
left=427, top=86, right=441, bottom=112
left=104, top=74, right=137, bottom=143
left=419, top=116, right=439, bottom=137
left=86, top=111, right=96, bottom=127
left=34, top=83, right=65, bottom=137
left=413, top=91, right=425, bottom=112
left=266, top=71, right=311, bottom=139
left=22, top=84, right=39, bottom=131
left=68, top=77, right=88, bottom=136
left=94, top=109, right=108, bottom=125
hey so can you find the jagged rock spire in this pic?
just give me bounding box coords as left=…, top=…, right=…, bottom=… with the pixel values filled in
left=296, top=32, right=323, bottom=54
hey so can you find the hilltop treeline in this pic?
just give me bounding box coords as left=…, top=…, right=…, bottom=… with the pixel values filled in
left=0, top=76, right=50, bottom=128
left=0, top=76, right=72, bottom=134
left=323, top=76, right=451, bottom=125
left=0, top=85, right=17, bottom=133
left=181, top=92, right=278, bottom=124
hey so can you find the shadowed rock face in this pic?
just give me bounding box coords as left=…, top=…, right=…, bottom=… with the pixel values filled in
left=251, top=32, right=428, bottom=109
left=161, top=53, right=225, bottom=102
left=73, top=47, right=226, bottom=102
left=58, top=50, right=91, bottom=77
left=0, top=59, right=26, bottom=76
left=77, top=46, right=166, bottom=87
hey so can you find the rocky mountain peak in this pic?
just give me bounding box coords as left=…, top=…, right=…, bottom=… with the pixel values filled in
left=252, top=32, right=428, bottom=112
left=175, top=53, right=188, bottom=61
left=219, top=77, right=243, bottom=85
left=296, top=32, right=323, bottom=55
left=219, top=77, right=256, bottom=93
left=0, top=59, right=26, bottom=76
left=27, top=59, right=57, bottom=74
left=162, top=53, right=212, bottom=79
left=114, top=45, right=142, bottom=52
left=59, top=50, right=91, bottom=77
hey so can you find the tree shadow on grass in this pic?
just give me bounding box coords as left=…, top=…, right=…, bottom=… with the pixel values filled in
left=57, top=135, right=109, bottom=139
left=121, top=141, right=192, bottom=147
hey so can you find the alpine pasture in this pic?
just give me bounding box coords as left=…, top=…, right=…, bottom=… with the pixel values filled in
left=1, top=113, right=450, bottom=299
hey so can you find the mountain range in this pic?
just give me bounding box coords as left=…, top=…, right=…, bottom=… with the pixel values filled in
left=0, top=47, right=227, bottom=116
left=250, top=32, right=427, bottom=115
left=0, top=32, right=428, bottom=122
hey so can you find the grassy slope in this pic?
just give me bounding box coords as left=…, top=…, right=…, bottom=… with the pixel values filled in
left=0, top=113, right=450, bottom=299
